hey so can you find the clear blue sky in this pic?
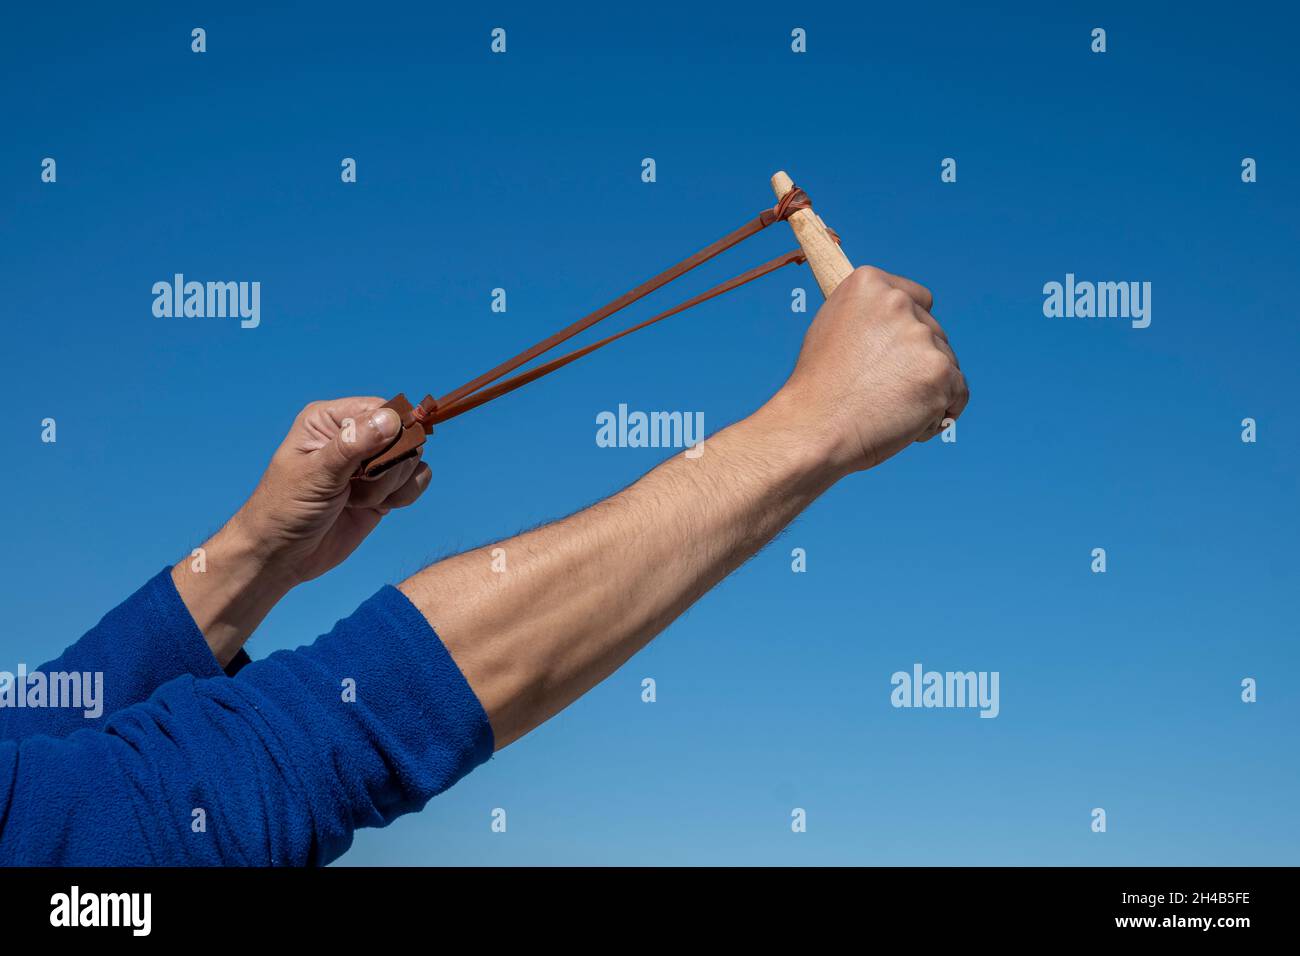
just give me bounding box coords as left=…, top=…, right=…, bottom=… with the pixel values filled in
left=2, top=1, right=1296, bottom=865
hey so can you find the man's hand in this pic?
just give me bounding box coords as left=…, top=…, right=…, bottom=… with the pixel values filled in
left=775, top=266, right=969, bottom=476
left=237, top=397, right=431, bottom=584
left=174, top=397, right=431, bottom=666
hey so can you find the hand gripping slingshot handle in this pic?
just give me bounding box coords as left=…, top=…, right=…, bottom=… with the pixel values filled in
left=355, top=170, right=856, bottom=480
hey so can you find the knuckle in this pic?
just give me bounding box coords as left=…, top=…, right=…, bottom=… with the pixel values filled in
left=844, top=266, right=882, bottom=297
left=855, top=265, right=891, bottom=292
left=904, top=319, right=934, bottom=344
left=885, top=287, right=913, bottom=312
left=921, top=348, right=952, bottom=383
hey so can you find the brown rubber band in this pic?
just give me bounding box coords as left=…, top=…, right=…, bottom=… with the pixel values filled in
left=434, top=247, right=810, bottom=425
left=356, top=187, right=833, bottom=478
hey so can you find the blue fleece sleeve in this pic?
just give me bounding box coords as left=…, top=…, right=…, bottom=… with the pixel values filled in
left=0, top=567, right=249, bottom=742
left=0, top=585, right=494, bottom=865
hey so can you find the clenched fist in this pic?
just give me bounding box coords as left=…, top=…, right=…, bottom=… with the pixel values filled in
left=776, top=266, right=968, bottom=476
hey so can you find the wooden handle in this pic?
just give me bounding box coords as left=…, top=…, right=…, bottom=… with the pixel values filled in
left=771, top=170, right=854, bottom=298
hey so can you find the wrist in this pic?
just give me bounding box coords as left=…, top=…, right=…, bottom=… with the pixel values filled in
left=224, top=504, right=304, bottom=590
left=171, top=516, right=297, bottom=667
left=751, top=388, right=854, bottom=488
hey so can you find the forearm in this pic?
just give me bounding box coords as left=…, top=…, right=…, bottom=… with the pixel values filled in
left=399, top=393, right=842, bottom=748
left=171, top=514, right=295, bottom=668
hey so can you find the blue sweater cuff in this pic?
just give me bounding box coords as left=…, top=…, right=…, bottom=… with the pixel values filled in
left=147, top=566, right=248, bottom=678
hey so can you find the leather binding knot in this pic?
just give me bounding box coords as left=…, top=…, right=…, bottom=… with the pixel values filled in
left=760, top=185, right=812, bottom=228
left=773, top=186, right=811, bottom=222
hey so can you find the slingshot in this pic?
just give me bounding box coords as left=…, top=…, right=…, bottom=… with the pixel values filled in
left=357, top=170, right=855, bottom=478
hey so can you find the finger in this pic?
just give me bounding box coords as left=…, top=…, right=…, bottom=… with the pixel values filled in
left=869, top=266, right=933, bottom=312
left=347, top=455, right=419, bottom=509
left=915, top=366, right=970, bottom=446
left=910, top=358, right=966, bottom=446
left=309, top=396, right=389, bottom=425
left=914, top=415, right=946, bottom=443
left=317, top=405, right=404, bottom=484
left=929, top=329, right=958, bottom=368
left=910, top=303, right=951, bottom=346
left=946, top=366, right=970, bottom=421
left=376, top=461, right=432, bottom=511
left=293, top=397, right=388, bottom=440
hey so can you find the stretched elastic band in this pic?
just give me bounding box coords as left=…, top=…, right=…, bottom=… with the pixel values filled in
left=426, top=187, right=823, bottom=424
left=434, top=247, right=808, bottom=424
left=353, top=187, right=840, bottom=479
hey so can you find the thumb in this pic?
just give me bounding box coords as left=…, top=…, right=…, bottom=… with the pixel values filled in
left=317, top=406, right=403, bottom=484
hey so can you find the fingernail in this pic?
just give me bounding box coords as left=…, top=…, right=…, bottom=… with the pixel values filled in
left=371, top=408, right=400, bottom=439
